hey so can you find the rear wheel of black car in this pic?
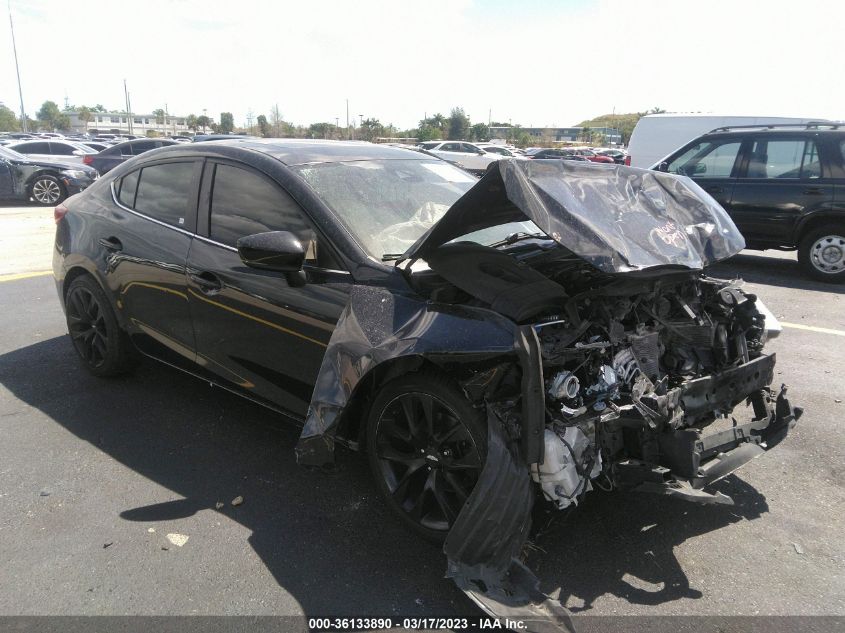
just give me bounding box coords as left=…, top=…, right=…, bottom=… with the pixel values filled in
left=65, top=275, right=136, bottom=377
left=366, top=371, right=487, bottom=543
left=798, top=225, right=845, bottom=283
left=29, top=175, right=66, bottom=205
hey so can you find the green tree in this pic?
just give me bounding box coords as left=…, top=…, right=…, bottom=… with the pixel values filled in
left=152, top=108, right=166, bottom=133
left=36, top=101, right=70, bottom=131
left=219, top=112, right=234, bottom=134
left=358, top=118, right=383, bottom=142
left=186, top=114, right=198, bottom=132
left=257, top=114, right=271, bottom=137
left=447, top=107, right=469, bottom=140
left=196, top=115, right=211, bottom=132
left=470, top=122, right=489, bottom=142
left=76, top=106, right=93, bottom=132
left=0, top=104, right=20, bottom=132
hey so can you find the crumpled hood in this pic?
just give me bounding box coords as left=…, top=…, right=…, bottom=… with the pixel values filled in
left=403, top=159, right=745, bottom=273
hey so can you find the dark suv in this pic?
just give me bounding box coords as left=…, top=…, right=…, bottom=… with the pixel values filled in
left=655, top=123, right=845, bottom=282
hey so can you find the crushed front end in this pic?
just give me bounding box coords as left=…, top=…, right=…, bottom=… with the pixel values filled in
left=526, top=272, right=801, bottom=509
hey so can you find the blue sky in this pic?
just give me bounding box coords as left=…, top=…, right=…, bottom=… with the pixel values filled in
left=2, top=0, right=843, bottom=129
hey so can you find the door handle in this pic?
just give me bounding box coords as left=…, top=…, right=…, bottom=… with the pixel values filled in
left=803, top=187, right=824, bottom=195
left=98, top=236, right=123, bottom=252
left=188, top=271, right=223, bottom=294
left=704, top=186, right=723, bottom=194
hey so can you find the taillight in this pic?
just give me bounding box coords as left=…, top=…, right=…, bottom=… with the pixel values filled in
left=624, top=155, right=631, bottom=166
left=82, top=155, right=94, bottom=165
left=54, top=203, right=69, bottom=223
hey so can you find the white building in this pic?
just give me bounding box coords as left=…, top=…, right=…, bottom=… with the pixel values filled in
left=66, top=110, right=193, bottom=136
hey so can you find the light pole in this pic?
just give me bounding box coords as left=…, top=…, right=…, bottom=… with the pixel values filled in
left=8, top=1, right=27, bottom=132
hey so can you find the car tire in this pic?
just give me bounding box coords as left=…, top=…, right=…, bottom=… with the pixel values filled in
left=798, top=225, right=845, bottom=283
left=29, top=175, right=66, bottom=205
left=65, top=275, right=137, bottom=377
left=366, top=370, right=487, bottom=543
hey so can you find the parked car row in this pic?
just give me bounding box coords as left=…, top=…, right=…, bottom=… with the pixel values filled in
left=416, top=140, right=628, bottom=173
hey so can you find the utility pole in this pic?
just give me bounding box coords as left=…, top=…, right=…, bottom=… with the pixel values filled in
left=346, top=99, right=349, bottom=140
left=8, top=0, right=27, bottom=132
left=335, top=117, right=339, bottom=138
left=124, top=79, right=132, bottom=134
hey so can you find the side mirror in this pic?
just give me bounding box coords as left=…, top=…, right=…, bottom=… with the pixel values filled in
left=658, top=161, right=669, bottom=172
left=693, top=163, right=707, bottom=175
left=236, top=230, right=305, bottom=272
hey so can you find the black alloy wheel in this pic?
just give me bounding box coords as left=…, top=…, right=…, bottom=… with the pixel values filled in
left=65, top=275, right=136, bottom=376
left=367, top=372, right=486, bottom=542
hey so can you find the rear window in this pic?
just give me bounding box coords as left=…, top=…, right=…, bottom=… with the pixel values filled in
left=745, top=139, right=820, bottom=179
left=118, top=170, right=139, bottom=207
left=50, top=143, right=76, bottom=156
left=132, top=162, right=195, bottom=227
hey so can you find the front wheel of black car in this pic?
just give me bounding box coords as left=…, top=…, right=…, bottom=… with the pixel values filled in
left=798, top=225, right=845, bottom=283
left=65, top=275, right=136, bottom=377
left=29, top=175, right=66, bottom=205
left=366, top=372, right=487, bottom=543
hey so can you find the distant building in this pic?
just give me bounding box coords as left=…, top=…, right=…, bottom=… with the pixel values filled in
left=65, top=110, right=192, bottom=136
left=489, top=125, right=622, bottom=146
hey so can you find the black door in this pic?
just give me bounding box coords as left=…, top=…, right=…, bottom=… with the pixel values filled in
left=728, top=135, right=832, bottom=246
left=107, top=160, right=202, bottom=368
left=186, top=161, right=349, bottom=417
left=665, top=137, right=743, bottom=211
left=0, top=158, right=14, bottom=198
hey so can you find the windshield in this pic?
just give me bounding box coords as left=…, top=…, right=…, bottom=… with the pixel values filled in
left=293, top=159, right=540, bottom=259
left=0, top=145, right=27, bottom=161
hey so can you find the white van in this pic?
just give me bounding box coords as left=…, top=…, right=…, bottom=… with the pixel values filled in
left=626, top=114, right=832, bottom=169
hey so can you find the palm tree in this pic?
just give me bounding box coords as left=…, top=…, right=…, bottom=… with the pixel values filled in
left=77, top=106, right=93, bottom=133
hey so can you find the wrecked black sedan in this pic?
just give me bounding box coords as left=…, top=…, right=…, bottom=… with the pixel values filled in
left=53, top=140, right=800, bottom=625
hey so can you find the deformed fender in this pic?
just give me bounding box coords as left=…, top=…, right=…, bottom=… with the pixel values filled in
left=444, top=408, right=574, bottom=633
left=295, top=285, right=518, bottom=466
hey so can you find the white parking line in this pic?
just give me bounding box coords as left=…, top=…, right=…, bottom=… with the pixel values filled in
left=781, top=322, right=845, bottom=337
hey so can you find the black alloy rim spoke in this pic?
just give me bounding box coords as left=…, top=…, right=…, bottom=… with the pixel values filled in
left=67, top=288, right=107, bottom=368
left=376, top=392, right=482, bottom=531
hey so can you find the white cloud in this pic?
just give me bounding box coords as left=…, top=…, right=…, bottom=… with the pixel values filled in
left=2, top=0, right=842, bottom=129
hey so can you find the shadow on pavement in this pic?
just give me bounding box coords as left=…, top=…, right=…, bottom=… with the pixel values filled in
left=0, top=335, right=770, bottom=618
left=708, top=251, right=840, bottom=294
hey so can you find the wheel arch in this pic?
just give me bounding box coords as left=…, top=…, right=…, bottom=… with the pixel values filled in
left=24, top=169, right=65, bottom=194
left=335, top=353, right=508, bottom=449
left=794, top=209, right=845, bottom=243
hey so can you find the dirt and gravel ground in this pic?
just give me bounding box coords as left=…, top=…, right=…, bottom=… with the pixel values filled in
left=0, top=203, right=843, bottom=631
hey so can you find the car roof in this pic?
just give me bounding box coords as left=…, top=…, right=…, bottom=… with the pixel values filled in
left=157, top=138, right=431, bottom=165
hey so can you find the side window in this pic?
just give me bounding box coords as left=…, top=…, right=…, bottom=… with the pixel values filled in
left=745, top=139, right=819, bottom=179
left=131, top=141, right=157, bottom=155
left=16, top=142, right=49, bottom=154
left=666, top=140, right=741, bottom=178
left=50, top=143, right=75, bottom=156
left=133, top=162, right=195, bottom=227
left=440, top=143, right=461, bottom=152
left=209, top=164, right=318, bottom=263
left=118, top=170, right=140, bottom=208
left=461, top=143, right=480, bottom=153
left=101, top=146, right=121, bottom=157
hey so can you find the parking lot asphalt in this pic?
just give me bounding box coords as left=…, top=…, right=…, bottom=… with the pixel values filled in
left=0, top=204, right=843, bottom=627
